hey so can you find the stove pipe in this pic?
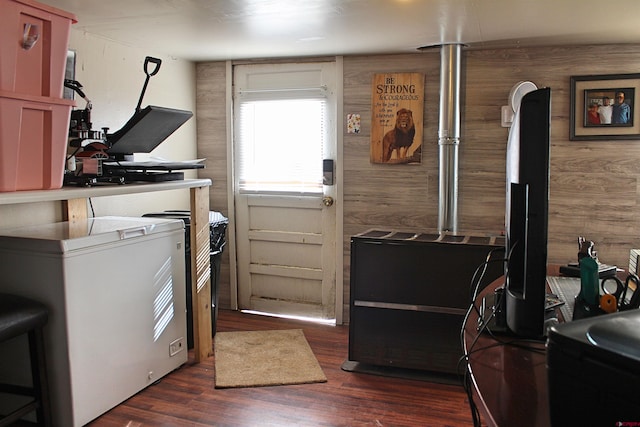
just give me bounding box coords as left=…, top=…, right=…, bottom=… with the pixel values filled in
left=437, top=44, right=462, bottom=233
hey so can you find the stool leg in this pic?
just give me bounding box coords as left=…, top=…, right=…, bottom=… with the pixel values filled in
left=28, top=328, right=52, bottom=427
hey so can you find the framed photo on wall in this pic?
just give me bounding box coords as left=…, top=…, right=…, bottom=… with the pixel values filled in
left=570, top=73, right=640, bottom=140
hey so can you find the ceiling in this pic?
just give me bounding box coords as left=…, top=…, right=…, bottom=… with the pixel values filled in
left=39, top=0, right=640, bottom=62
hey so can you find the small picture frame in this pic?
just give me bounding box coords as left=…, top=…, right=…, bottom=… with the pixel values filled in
left=570, top=73, right=640, bottom=140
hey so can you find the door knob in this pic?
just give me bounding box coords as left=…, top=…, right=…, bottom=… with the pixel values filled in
left=322, top=196, right=334, bottom=207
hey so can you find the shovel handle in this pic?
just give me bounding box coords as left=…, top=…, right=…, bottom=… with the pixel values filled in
left=144, top=56, right=161, bottom=76
left=136, top=56, right=162, bottom=112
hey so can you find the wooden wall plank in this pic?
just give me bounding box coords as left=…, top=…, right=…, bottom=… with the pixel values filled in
left=195, top=62, right=231, bottom=312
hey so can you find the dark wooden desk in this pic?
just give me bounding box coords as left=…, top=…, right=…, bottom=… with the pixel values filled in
left=463, top=268, right=561, bottom=427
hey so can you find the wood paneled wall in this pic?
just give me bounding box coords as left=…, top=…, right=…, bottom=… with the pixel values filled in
left=197, top=44, right=640, bottom=322
left=195, top=62, right=231, bottom=308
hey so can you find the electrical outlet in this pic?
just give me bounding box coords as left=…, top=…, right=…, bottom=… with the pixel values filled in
left=169, top=337, right=184, bottom=357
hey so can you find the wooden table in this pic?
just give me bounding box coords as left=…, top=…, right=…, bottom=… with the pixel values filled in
left=0, top=179, right=214, bottom=362
left=463, top=265, right=634, bottom=426
left=463, top=268, right=561, bottom=427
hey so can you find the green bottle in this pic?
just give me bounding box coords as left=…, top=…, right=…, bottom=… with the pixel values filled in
left=579, top=257, right=599, bottom=306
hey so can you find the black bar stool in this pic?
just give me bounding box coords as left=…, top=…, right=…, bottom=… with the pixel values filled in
left=0, top=294, right=51, bottom=427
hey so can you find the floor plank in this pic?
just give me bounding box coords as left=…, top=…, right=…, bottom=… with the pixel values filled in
left=87, top=310, right=474, bottom=426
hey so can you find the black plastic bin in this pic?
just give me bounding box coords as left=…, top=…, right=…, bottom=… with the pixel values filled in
left=143, top=210, right=228, bottom=349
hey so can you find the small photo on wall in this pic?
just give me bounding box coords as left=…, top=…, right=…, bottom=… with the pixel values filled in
left=347, top=113, right=361, bottom=134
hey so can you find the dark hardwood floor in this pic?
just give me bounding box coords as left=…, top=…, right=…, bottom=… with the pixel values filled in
left=87, top=310, right=475, bottom=426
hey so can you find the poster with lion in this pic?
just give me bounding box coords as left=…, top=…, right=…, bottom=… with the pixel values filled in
left=371, top=73, right=424, bottom=164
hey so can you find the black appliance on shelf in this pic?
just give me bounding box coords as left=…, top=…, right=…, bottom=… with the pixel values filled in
left=64, top=56, right=197, bottom=186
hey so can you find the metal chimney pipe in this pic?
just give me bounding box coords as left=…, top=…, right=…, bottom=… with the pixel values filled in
left=437, top=44, right=462, bottom=233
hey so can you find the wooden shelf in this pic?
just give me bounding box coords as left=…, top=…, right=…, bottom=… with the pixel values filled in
left=0, top=179, right=212, bottom=205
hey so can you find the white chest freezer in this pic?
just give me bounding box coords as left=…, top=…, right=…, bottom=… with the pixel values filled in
left=0, top=216, right=188, bottom=427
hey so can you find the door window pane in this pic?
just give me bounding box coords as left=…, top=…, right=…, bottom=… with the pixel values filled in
left=237, top=98, right=325, bottom=193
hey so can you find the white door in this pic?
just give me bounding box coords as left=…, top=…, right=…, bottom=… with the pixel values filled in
left=233, top=62, right=337, bottom=321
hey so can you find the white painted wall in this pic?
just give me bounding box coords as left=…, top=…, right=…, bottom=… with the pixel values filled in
left=0, top=28, right=197, bottom=227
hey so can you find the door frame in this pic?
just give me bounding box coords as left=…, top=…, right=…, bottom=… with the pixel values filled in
left=224, top=58, right=345, bottom=324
